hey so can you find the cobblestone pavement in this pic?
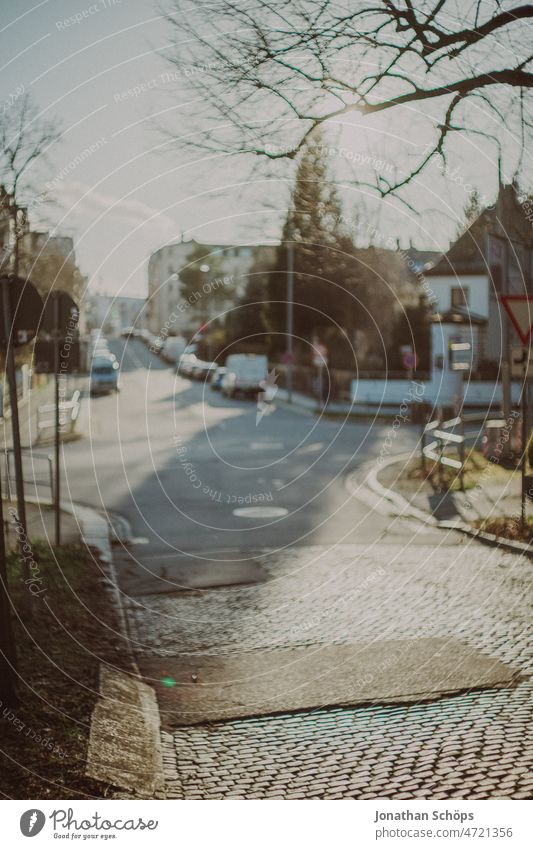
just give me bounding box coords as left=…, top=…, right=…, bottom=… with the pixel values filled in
left=161, top=685, right=533, bottom=799
left=126, top=534, right=532, bottom=798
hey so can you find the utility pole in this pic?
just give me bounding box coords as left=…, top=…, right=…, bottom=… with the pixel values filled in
left=4, top=199, right=28, bottom=543
left=0, top=432, right=17, bottom=705
left=502, top=238, right=512, bottom=461
left=494, top=185, right=513, bottom=463
left=286, top=224, right=294, bottom=403
left=521, top=374, right=528, bottom=527
left=1, top=279, right=28, bottom=552
left=53, top=295, right=61, bottom=546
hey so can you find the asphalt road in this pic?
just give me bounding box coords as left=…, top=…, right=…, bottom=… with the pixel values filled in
left=62, top=338, right=533, bottom=799
left=62, top=337, right=445, bottom=555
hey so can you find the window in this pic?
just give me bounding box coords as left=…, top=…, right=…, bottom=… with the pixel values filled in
left=451, top=286, right=469, bottom=307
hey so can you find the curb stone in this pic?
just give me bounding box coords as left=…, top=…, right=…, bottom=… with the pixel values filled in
left=20, top=495, right=165, bottom=794
left=74, top=504, right=165, bottom=796
left=86, top=666, right=165, bottom=798
left=36, top=497, right=166, bottom=797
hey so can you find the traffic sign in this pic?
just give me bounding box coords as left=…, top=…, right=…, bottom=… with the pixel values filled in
left=34, top=340, right=81, bottom=373
left=0, top=275, right=43, bottom=348
left=38, top=290, right=79, bottom=548
left=402, top=351, right=418, bottom=370
left=501, top=295, right=533, bottom=345
left=40, top=290, right=79, bottom=338
left=449, top=341, right=472, bottom=372
left=511, top=346, right=533, bottom=378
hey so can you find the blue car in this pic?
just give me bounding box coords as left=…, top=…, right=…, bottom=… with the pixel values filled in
left=210, top=366, right=227, bottom=390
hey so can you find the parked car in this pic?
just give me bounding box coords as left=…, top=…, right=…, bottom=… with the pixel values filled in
left=210, top=366, right=227, bottom=390
left=93, top=349, right=117, bottom=364
left=150, top=336, right=164, bottom=354
left=192, top=361, right=218, bottom=382
left=90, top=356, right=119, bottom=395
left=177, top=353, right=198, bottom=376
left=221, top=354, right=268, bottom=398
left=161, top=336, right=187, bottom=364
left=91, top=344, right=112, bottom=360
left=90, top=339, right=110, bottom=357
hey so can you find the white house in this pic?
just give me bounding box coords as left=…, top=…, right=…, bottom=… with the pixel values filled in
left=351, top=184, right=532, bottom=411
left=425, top=182, right=533, bottom=369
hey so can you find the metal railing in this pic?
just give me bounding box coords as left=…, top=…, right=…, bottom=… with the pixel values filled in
left=2, top=448, right=54, bottom=502
left=421, top=413, right=507, bottom=491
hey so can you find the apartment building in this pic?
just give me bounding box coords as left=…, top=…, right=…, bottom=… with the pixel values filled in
left=146, top=239, right=276, bottom=336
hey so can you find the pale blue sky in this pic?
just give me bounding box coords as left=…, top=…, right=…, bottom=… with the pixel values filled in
left=1, top=0, right=529, bottom=297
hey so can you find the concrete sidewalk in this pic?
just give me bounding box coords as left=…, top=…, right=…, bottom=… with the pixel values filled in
left=275, top=386, right=406, bottom=417
left=0, top=375, right=86, bottom=449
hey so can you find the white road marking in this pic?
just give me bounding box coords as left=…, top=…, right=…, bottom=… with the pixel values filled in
left=296, top=442, right=324, bottom=454
left=233, top=506, right=289, bottom=518
left=123, top=342, right=146, bottom=370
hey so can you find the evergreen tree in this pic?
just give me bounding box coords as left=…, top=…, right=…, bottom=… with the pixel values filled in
left=265, top=131, right=366, bottom=365
left=389, top=298, right=431, bottom=372
left=179, top=243, right=227, bottom=306
left=225, top=273, right=269, bottom=351
left=462, top=189, right=482, bottom=229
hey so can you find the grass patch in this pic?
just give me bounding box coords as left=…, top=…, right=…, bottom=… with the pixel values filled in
left=473, top=517, right=533, bottom=544
left=0, top=541, right=130, bottom=799
left=404, top=449, right=518, bottom=492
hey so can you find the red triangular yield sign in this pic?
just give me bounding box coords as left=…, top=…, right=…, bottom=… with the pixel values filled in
left=501, top=296, right=533, bottom=345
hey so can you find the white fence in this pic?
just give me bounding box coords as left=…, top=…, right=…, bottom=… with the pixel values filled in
left=351, top=376, right=521, bottom=410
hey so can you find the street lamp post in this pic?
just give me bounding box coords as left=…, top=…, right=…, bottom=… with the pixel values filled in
left=199, top=264, right=210, bottom=356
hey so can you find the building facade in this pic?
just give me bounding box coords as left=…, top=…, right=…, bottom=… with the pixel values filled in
left=425, top=183, right=533, bottom=371
left=146, top=239, right=277, bottom=336
left=86, top=294, right=147, bottom=335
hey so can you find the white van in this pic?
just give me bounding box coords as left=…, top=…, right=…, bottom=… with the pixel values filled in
left=221, top=354, right=268, bottom=398
left=161, top=336, right=187, bottom=364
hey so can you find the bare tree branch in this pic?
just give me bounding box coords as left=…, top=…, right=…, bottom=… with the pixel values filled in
left=163, top=0, right=533, bottom=196
left=0, top=93, right=62, bottom=274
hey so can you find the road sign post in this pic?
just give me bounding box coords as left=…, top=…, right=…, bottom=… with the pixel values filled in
left=0, top=276, right=43, bottom=567
left=0, top=467, right=17, bottom=706
left=54, top=296, right=60, bottom=545
left=1, top=279, right=27, bottom=550
left=521, top=366, right=528, bottom=526
left=40, top=291, right=79, bottom=546
left=450, top=342, right=472, bottom=492
left=400, top=345, right=418, bottom=382
left=0, top=275, right=42, bottom=707
left=312, top=342, right=328, bottom=411
left=286, top=228, right=294, bottom=403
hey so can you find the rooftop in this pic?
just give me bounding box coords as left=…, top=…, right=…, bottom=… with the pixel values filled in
left=426, top=183, right=533, bottom=277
